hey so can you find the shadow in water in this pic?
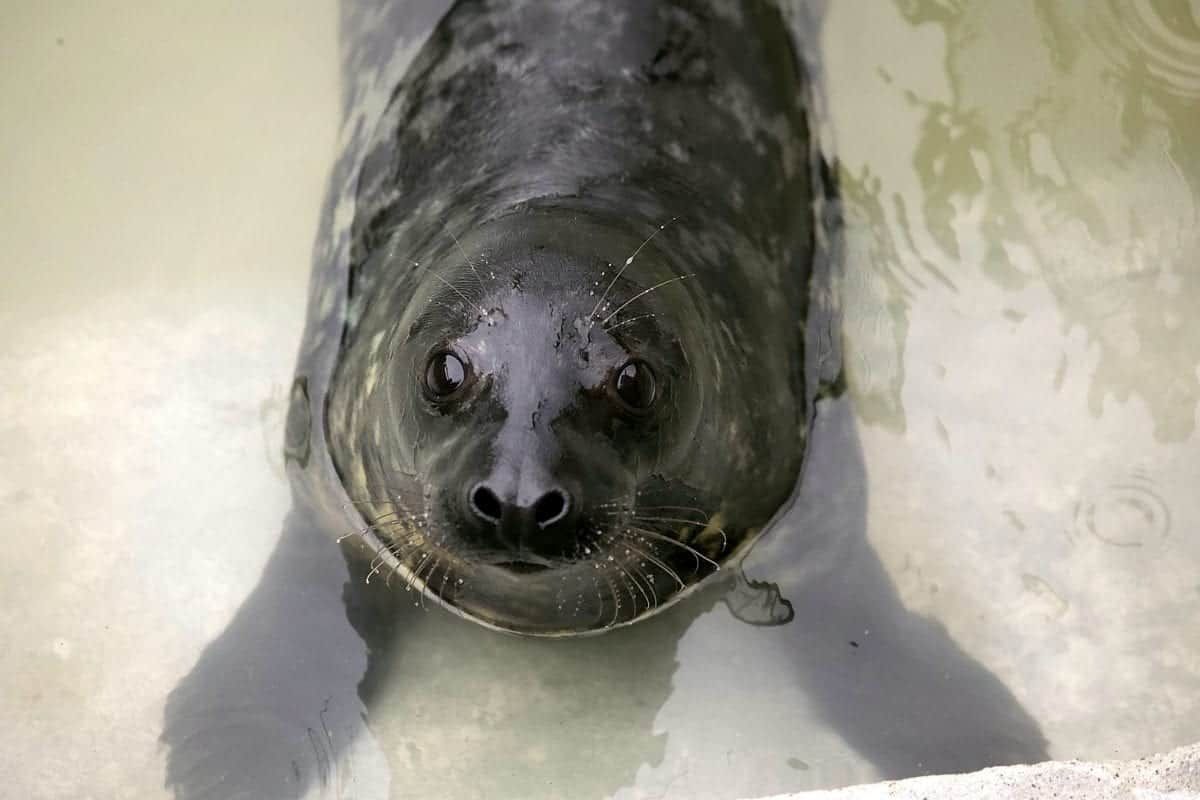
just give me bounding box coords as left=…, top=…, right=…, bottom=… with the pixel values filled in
left=744, top=392, right=1050, bottom=779
left=162, top=393, right=1047, bottom=799
left=162, top=503, right=385, bottom=799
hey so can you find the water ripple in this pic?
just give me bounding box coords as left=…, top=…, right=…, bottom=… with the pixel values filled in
left=1071, top=468, right=1173, bottom=548
left=1092, top=0, right=1200, bottom=99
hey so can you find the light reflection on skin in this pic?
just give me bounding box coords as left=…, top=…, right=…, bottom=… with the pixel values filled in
left=835, top=0, right=1200, bottom=442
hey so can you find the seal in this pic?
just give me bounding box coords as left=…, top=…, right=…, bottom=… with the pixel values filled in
left=288, top=0, right=820, bottom=635
left=164, top=7, right=1050, bottom=794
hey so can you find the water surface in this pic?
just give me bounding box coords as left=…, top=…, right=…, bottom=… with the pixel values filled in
left=2, top=2, right=1198, bottom=799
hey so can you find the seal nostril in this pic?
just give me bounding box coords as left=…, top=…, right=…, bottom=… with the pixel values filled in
left=471, top=484, right=502, bottom=523
left=534, top=490, right=568, bottom=527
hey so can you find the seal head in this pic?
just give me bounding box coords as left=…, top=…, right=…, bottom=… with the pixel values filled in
left=332, top=210, right=745, bottom=633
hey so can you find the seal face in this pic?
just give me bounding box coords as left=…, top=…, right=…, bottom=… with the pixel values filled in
left=309, top=0, right=817, bottom=635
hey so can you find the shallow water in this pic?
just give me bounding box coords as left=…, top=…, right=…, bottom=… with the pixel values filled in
left=2, top=1, right=1198, bottom=799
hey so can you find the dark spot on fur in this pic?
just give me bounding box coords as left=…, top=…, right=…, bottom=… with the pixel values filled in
left=641, top=10, right=715, bottom=85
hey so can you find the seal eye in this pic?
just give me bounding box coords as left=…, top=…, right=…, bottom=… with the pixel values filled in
left=424, top=351, right=469, bottom=399
left=611, top=359, right=656, bottom=414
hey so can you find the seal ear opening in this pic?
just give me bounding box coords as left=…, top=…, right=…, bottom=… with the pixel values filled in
left=284, top=375, right=311, bottom=469
left=723, top=567, right=796, bottom=627
left=806, top=154, right=846, bottom=409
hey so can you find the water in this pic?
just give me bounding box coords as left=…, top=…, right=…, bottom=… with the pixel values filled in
left=2, top=1, right=1198, bottom=799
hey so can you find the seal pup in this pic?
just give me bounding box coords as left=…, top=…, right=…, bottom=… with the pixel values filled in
left=162, top=4, right=1051, bottom=796
left=293, top=0, right=819, bottom=635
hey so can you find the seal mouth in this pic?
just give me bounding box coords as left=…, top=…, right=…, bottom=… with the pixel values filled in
left=493, top=560, right=551, bottom=575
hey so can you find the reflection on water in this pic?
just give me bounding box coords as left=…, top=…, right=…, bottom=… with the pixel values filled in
left=826, top=0, right=1200, bottom=772
left=2, top=1, right=1198, bottom=799
left=842, top=0, right=1200, bottom=442
left=1071, top=467, right=1172, bottom=548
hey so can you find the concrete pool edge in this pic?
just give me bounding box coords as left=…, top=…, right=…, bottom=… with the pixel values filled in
left=759, top=743, right=1200, bottom=799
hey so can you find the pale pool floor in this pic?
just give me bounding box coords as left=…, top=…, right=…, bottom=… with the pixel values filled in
left=2, top=2, right=1198, bottom=799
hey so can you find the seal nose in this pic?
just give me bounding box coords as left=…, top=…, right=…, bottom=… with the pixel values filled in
left=469, top=484, right=571, bottom=528
left=531, top=489, right=568, bottom=527
left=467, top=481, right=575, bottom=557
left=469, top=483, right=504, bottom=524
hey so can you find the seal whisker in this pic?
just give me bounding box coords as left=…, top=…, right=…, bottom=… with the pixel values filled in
left=605, top=575, right=623, bottom=629
left=341, top=499, right=412, bottom=516
left=415, top=555, right=439, bottom=609
left=342, top=498, right=399, bottom=507
left=348, top=519, right=407, bottom=547
left=341, top=517, right=411, bottom=543
left=596, top=564, right=622, bottom=629
left=380, top=485, right=433, bottom=515
left=597, top=503, right=711, bottom=519
left=384, top=555, right=400, bottom=589
left=423, top=555, right=446, bottom=609
left=380, top=534, right=425, bottom=589
left=437, top=559, right=452, bottom=605
left=446, top=227, right=488, bottom=293
left=616, top=547, right=658, bottom=609
left=588, top=217, right=677, bottom=325
left=589, top=572, right=605, bottom=627
left=393, top=533, right=431, bottom=560
left=631, top=514, right=728, bottom=552
left=603, top=313, right=656, bottom=332
left=378, top=234, right=483, bottom=316
left=407, top=551, right=433, bottom=600
left=623, top=525, right=721, bottom=572
left=400, top=550, right=423, bottom=595
left=427, top=298, right=463, bottom=316
left=365, top=548, right=388, bottom=585
left=617, top=538, right=687, bottom=590
left=610, top=554, right=650, bottom=613
left=411, top=259, right=488, bottom=318
left=361, top=510, right=404, bottom=524
left=371, top=532, right=422, bottom=587
left=598, top=274, right=693, bottom=327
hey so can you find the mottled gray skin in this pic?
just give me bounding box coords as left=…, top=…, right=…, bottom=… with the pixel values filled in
left=291, top=0, right=817, bottom=635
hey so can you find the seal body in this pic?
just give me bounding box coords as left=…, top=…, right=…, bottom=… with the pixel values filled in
left=291, top=0, right=817, bottom=635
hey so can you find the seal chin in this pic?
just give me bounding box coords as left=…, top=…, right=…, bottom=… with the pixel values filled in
left=342, top=465, right=734, bottom=635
